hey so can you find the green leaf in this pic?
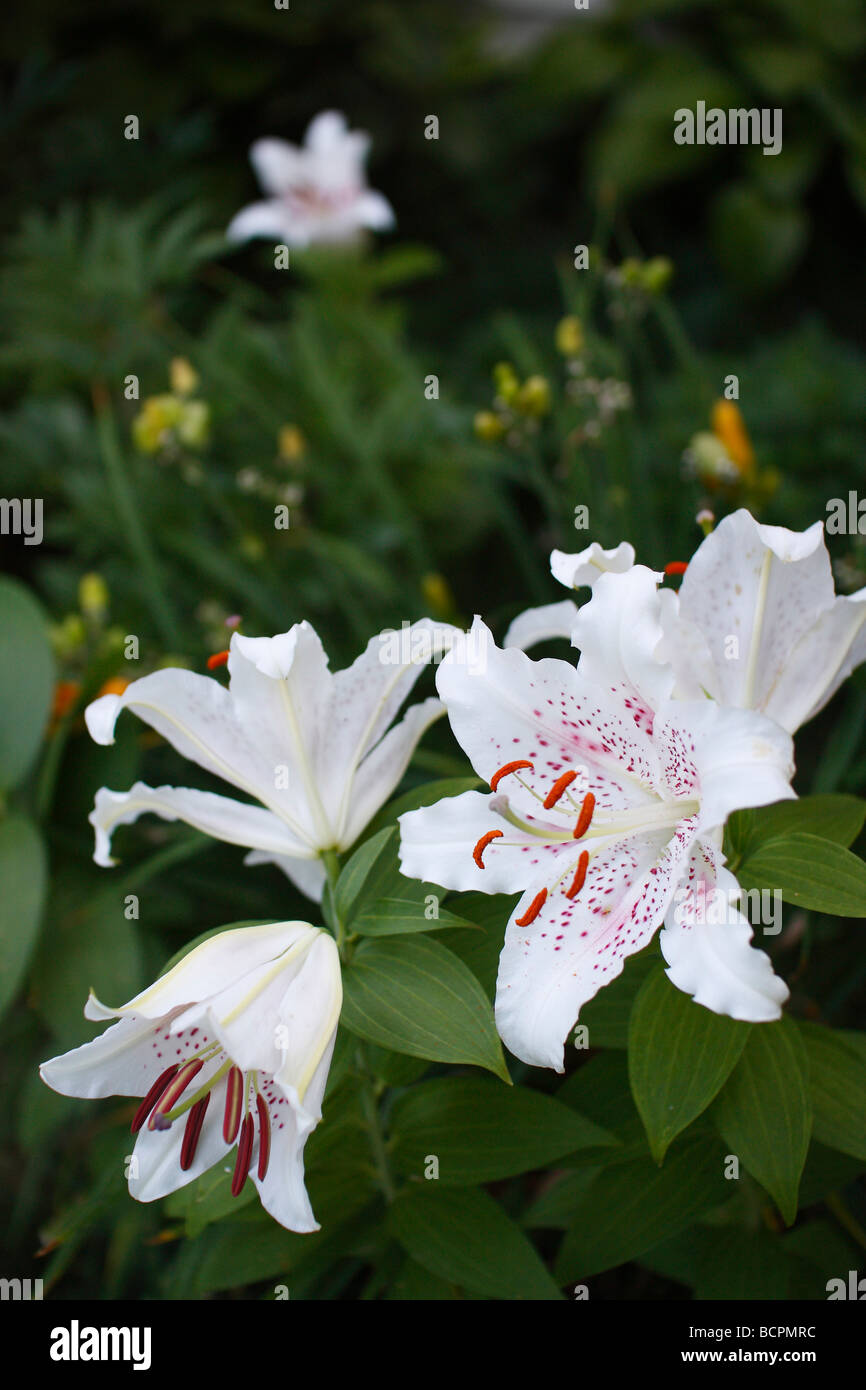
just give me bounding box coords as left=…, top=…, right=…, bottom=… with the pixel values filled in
left=0, top=815, right=47, bottom=1020
left=334, top=826, right=396, bottom=924
left=711, top=1019, right=812, bottom=1224
left=727, top=794, right=866, bottom=864
left=354, top=897, right=478, bottom=937
left=389, top=1187, right=562, bottom=1300
left=628, top=966, right=752, bottom=1162
left=341, top=935, right=509, bottom=1081
left=737, top=832, right=866, bottom=915
left=0, top=577, right=54, bottom=790
left=580, top=946, right=658, bottom=1048
left=390, top=1077, right=615, bottom=1185
left=798, top=1022, right=866, bottom=1160
left=555, top=1139, right=729, bottom=1281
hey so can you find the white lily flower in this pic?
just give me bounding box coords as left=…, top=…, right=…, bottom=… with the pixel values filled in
left=85, top=619, right=457, bottom=900
left=40, top=922, right=342, bottom=1232
left=226, top=110, right=395, bottom=248
left=568, top=511, right=866, bottom=734
left=503, top=541, right=637, bottom=652
left=399, top=620, right=794, bottom=1072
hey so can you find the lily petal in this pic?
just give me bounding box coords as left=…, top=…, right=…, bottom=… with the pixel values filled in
left=551, top=540, right=636, bottom=590
left=503, top=600, right=581, bottom=651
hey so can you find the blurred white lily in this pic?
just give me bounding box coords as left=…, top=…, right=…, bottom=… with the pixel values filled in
left=40, top=922, right=342, bottom=1232
left=567, top=511, right=866, bottom=734
left=227, top=110, right=395, bottom=248
left=86, top=619, right=456, bottom=900
left=399, top=620, right=794, bottom=1072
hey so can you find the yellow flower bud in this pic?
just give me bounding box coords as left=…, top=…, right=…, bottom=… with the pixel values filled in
left=642, top=257, right=673, bottom=294
left=177, top=400, right=210, bottom=449
left=516, top=375, right=552, bottom=418
left=169, top=357, right=199, bottom=397
left=278, top=425, right=306, bottom=463
left=421, top=572, right=454, bottom=616
left=492, top=362, right=519, bottom=405
left=555, top=316, right=584, bottom=357
left=711, top=400, right=755, bottom=475
left=132, top=395, right=183, bottom=453
left=78, top=572, right=109, bottom=620
left=474, top=410, right=505, bottom=443
left=50, top=613, right=87, bottom=657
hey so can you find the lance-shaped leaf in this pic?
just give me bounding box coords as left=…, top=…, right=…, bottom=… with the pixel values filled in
left=737, top=833, right=866, bottom=915
left=798, top=1022, right=866, bottom=1161
left=0, top=578, right=54, bottom=791
left=0, top=816, right=47, bottom=1021
left=726, top=794, right=866, bottom=864
left=711, top=1018, right=812, bottom=1225
left=628, top=965, right=752, bottom=1162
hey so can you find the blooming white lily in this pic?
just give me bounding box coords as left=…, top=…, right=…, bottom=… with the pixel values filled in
left=86, top=619, right=456, bottom=900
left=398, top=620, right=794, bottom=1072
left=226, top=110, right=395, bottom=248
left=555, top=511, right=866, bottom=734
left=40, top=922, right=342, bottom=1232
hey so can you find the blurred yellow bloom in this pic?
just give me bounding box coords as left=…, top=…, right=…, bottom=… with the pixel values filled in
left=474, top=410, right=505, bottom=443
left=177, top=400, right=210, bottom=449
left=516, top=375, right=552, bottom=418
left=78, top=572, right=109, bottom=621
left=278, top=425, right=306, bottom=462
left=169, top=357, right=199, bottom=397
left=555, top=317, right=584, bottom=356
left=421, top=572, right=454, bottom=616
left=51, top=613, right=87, bottom=657
left=642, top=257, right=673, bottom=294
left=492, top=362, right=520, bottom=406
left=711, top=400, right=755, bottom=476
left=133, top=395, right=183, bottom=453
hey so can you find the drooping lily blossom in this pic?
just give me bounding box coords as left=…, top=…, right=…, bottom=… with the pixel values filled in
left=86, top=619, right=456, bottom=900
left=399, top=620, right=794, bottom=1072
left=40, top=922, right=342, bottom=1232
left=227, top=110, right=395, bottom=248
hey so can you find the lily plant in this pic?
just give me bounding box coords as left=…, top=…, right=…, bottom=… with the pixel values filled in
left=40, top=923, right=342, bottom=1232
left=399, top=619, right=795, bottom=1072
left=226, top=110, right=395, bottom=249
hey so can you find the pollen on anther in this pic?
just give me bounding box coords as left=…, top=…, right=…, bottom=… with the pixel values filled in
left=664, top=561, right=688, bottom=576
left=515, top=888, right=548, bottom=927
left=490, top=759, right=534, bottom=791
left=566, top=850, right=590, bottom=900
left=207, top=650, right=230, bottom=670
left=543, top=770, right=578, bottom=809
left=473, top=829, right=503, bottom=868
left=573, top=792, right=596, bottom=839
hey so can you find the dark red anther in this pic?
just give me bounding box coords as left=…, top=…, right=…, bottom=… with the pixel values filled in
left=131, top=1065, right=179, bottom=1134
left=223, top=1066, right=243, bottom=1143
left=147, top=1058, right=204, bottom=1129
left=256, top=1093, right=271, bottom=1181
left=180, top=1094, right=211, bottom=1171
left=231, top=1113, right=255, bottom=1196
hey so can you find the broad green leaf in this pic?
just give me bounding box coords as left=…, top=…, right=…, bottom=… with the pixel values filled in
left=0, top=815, right=47, bottom=1020
left=390, top=1077, right=615, bottom=1185
left=389, top=1187, right=562, bottom=1300
left=692, top=1228, right=793, bottom=1300
left=0, top=577, right=54, bottom=790
left=798, top=1022, right=866, bottom=1160
left=435, top=891, right=513, bottom=999
left=798, top=1143, right=865, bottom=1208
left=727, top=794, right=866, bottom=864
left=711, top=1019, right=812, bottom=1224
left=555, top=1139, right=729, bottom=1281
left=334, top=826, right=396, bottom=924
left=522, top=1167, right=603, bottom=1230
left=737, top=832, right=866, bottom=915
left=579, top=945, right=658, bottom=1048
left=628, top=966, right=752, bottom=1162
left=341, top=934, right=509, bottom=1081
left=353, top=897, right=478, bottom=936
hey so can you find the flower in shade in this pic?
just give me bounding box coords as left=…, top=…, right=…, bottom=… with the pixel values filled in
left=226, top=111, right=395, bottom=249
left=399, top=620, right=794, bottom=1072
left=85, top=619, right=457, bottom=901
left=40, top=922, right=342, bottom=1232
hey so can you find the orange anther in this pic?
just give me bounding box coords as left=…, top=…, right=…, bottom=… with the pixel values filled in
left=543, top=770, right=577, bottom=809
left=573, top=792, right=596, bottom=839
left=664, top=562, right=688, bottom=576
left=473, top=829, right=503, bottom=868
left=207, top=650, right=230, bottom=670
left=566, top=850, right=589, bottom=900
left=490, top=759, right=534, bottom=791
left=515, top=888, right=548, bottom=927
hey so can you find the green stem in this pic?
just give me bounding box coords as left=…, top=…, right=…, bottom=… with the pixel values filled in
left=357, top=1046, right=395, bottom=1203
left=93, top=390, right=183, bottom=651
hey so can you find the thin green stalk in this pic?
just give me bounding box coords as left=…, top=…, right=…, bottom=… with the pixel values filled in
left=357, top=1046, right=396, bottom=1203
left=93, top=390, right=183, bottom=650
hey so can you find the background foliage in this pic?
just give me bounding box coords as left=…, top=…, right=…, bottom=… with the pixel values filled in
left=1, top=0, right=865, bottom=1301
